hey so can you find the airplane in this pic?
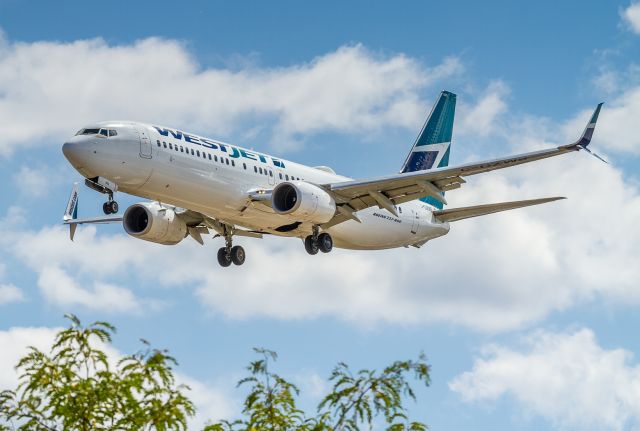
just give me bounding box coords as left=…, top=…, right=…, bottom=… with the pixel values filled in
left=62, top=91, right=604, bottom=267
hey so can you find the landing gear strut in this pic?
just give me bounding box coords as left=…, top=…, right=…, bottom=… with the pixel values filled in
left=217, top=227, right=246, bottom=267
left=102, top=192, right=119, bottom=215
left=304, top=227, right=333, bottom=255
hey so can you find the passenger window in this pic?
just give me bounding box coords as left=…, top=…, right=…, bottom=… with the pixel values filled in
left=279, top=173, right=283, bottom=180
left=285, top=174, right=289, bottom=180
left=214, top=155, right=218, bottom=162
left=254, top=166, right=257, bottom=173
left=157, top=140, right=161, bottom=147
left=196, top=150, right=200, bottom=157
left=231, top=160, right=235, bottom=167
left=180, top=146, right=184, bottom=152
left=243, top=163, right=247, bottom=170
left=269, top=171, right=273, bottom=177
left=163, top=142, right=167, bottom=148
left=259, top=167, right=263, bottom=174
left=226, top=159, right=229, bottom=165
left=169, top=143, right=173, bottom=150
left=175, top=145, right=178, bottom=151
left=208, top=154, right=212, bottom=160
left=190, top=149, right=194, bottom=155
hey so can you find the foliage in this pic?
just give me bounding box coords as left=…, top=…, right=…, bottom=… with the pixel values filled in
left=0, top=316, right=430, bottom=431
left=205, top=348, right=430, bottom=431
left=0, top=314, right=194, bottom=431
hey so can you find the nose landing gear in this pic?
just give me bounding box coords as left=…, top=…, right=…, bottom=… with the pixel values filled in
left=83, top=177, right=120, bottom=215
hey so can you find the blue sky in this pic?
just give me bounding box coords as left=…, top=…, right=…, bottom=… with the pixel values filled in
left=1, top=1, right=640, bottom=430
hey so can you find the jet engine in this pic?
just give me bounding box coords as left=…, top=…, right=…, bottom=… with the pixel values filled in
left=123, top=202, right=188, bottom=245
left=271, top=181, right=336, bottom=224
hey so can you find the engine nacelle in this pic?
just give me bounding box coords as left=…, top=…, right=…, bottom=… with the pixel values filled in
left=123, top=202, right=187, bottom=245
left=271, top=181, right=336, bottom=224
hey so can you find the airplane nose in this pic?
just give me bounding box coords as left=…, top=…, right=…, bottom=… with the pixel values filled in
left=62, top=142, right=84, bottom=168
left=62, top=142, right=71, bottom=157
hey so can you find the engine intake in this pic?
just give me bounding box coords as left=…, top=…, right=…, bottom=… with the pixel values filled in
left=272, top=181, right=336, bottom=224
left=123, top=202, right=187, bottom=245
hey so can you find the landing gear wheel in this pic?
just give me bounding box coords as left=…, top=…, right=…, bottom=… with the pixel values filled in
left=102, top=200, right=119, bottom=215
left=304, top=236, right=319, bottom=255
left=217, top=247, right=232, bottom=267
left=108, top=201, right=118, bottom=214
left=318, top=233, right=333, bottom=253
left=230, top=245, right=245, bottom=266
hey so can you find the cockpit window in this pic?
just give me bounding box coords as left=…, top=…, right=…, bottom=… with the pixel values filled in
left=75, top=128, right=100, bottom=136
left=74, top=128, right=118, bottom=137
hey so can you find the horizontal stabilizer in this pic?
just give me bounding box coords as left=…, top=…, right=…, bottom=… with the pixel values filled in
left=433, top=197, right=565, bottom=222
left=63, top=216, right=123, bottom=225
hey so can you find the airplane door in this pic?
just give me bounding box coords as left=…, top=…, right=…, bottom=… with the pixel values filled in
left=268, top=166, right=276, bottom=186
left=410, top=209, right=419, bottom=234
left=275, top=168, right=284, bottom=184
left=137, top=128, right=152, bottom=159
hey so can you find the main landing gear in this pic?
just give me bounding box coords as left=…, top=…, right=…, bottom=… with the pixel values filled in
left=304, top=227, right=333, bottom=255
left=102, top=192, right=119, bottom=215
left=216, top=227, right=245, bottom=267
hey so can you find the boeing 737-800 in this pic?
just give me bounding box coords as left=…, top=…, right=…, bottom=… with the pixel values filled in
left=61, top=91, right=604, bottom=267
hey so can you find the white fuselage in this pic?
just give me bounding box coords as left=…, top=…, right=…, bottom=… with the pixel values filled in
left=62, top=121, right=450, bottom=249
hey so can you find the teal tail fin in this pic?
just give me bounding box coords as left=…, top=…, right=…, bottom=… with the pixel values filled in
left=400, top=90, right=456, bottom=209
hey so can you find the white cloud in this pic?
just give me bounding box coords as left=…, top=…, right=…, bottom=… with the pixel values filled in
left=0, top=35, right=462, bottom=155
left=622, top=3, right=640, bottom=34
left=0, top=283, right=23, bottom=305
left=457, top=80, right=510, bottom=138
left=12, top=165, right=66, bottom=198
left=0, top=263, right=23, bottom=305
left=2, top=225, right=152, bottom=314
left=593, top=69, right=620, bottom=94
left=36, top=265, right=142, bottom=313
left=178, top=374, right=236, bottom=429
left=0, top=326, right=61, bottom=390
left=0, top=325, right=235, bottom=428
left=581, top=86, right=640, bottom=155
left=450, top=328, right=640, bottom=430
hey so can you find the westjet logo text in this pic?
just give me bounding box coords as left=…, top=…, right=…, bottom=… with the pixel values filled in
left=153, top=126, right=285, bottom=168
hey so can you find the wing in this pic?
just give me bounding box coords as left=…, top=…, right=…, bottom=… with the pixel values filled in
left=321, top=103, right=603, bottom=228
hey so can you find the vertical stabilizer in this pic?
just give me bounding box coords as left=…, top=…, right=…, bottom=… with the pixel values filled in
left=400, top=91, right=456, bottom=209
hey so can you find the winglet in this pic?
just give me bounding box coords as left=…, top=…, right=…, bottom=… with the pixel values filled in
left=63, top=183, right=79, bottom=240
left=563, top=102, right=606, bottom=163
left=576, top=102, right=603, bottom=148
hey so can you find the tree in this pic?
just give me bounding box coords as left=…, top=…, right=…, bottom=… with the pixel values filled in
left=1, top=316, right=430, bottom=431
left=0, top=314, right=194, bottom=431
left=205, top=348, right=430, bottom=431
